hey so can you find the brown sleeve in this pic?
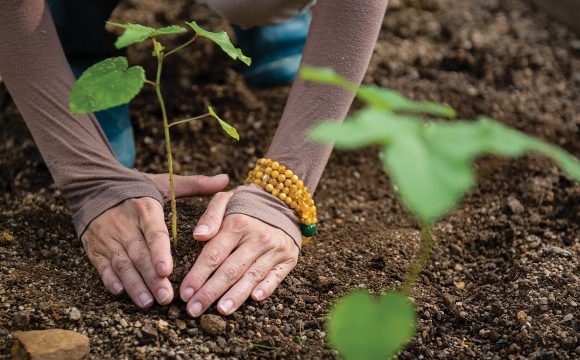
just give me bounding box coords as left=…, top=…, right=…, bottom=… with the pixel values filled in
left=0, top=0, right=164, bottom=237
left=225, top=0, right=389, bottom=247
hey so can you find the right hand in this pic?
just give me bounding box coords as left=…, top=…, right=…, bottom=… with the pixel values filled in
left=81, top=173, right=229, bottom=308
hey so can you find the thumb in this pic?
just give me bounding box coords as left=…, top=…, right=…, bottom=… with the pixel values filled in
left=173, top=174, right=230, bottom=198
left=193, top=190, right=234, bottom=241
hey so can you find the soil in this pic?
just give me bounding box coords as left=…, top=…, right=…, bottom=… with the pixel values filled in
left=1, top=0, right=579, bottom=359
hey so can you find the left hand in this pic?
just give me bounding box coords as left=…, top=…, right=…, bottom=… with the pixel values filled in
left=179, top=190, right=300, bottom=317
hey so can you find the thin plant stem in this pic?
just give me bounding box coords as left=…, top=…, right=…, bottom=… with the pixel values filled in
left=145, top=79, right=157, bottom=87
left=168, top=113, right=210, bottom=128
left=164, top=35, right=199, bottom=58
left=402, top=224, right=433, bottom=295
left=153, top=43, right=178, bottom=247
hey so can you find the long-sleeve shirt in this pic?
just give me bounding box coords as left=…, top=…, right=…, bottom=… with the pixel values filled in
left=0, top=0, right=388, bottom=246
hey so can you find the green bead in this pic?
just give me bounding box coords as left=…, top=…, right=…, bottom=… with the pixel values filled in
left=300, top=223, right=316, bottom=237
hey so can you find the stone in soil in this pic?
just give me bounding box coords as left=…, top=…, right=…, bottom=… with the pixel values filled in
left=200, top=314, right=226, bottom=336
left=11, top=329, right=89, bottom=360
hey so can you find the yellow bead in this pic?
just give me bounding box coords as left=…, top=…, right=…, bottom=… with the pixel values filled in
left=310, top=206, right=317, bottom=212
left=272, top=189, right=279, bottom=196
left=284, top=179, right=292, bottom=187
left=254, top=165, right=261, bottom=171
left=268, top=178, right=278, bottom=185
left=271, top=161, right=280, bottom=170
left=279, top=193, right=287, bottom=201
left=265, top=184, right=274, bottom=192
left=285, top=197, right=293, bottom=206
left=278, top=174, right=286, bottom=182
left=297, top=180, right=304, bottom=188
left=253, top=179, right=261, bottom=185
left=278, top=165, right=286, bottom=173
left=285, top=169, right=293, bottom=178
left=303, top=218, right=312, bottom=225
left=265, top=167, right=273, bottom=174
left=262, top=174, right=270, bottom=182
left=282, top=187, right=290, bottom=194
left=271, top=170, right=280, bottom=178
left=256, top=171, right=264, bottom=178
left=259, top=158, right=267, bottom=165
left=291, top=175, right=299, bottom=184
left=276, top=182, right=284, bottom=190
left=259, top=181, right=267, bottom=188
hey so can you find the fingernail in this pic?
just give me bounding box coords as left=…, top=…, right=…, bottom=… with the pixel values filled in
left=112, top=282, right=123, bottom=295
left=193, top=225, right=210, bottom=236
left=157, top=262, right=166, bottom=276
left=182, top=287, right=195, bottom=301
left=140, top=291, right=153, bottom=306
left=220, top=299, right=234, bottom=314
left=157, top=288, right=169, bottom=303
left=189, top=302, right=203, bottom=317
left=214, top=174, right=229, bottom=182
left=254, top=289, right=264, bottom=301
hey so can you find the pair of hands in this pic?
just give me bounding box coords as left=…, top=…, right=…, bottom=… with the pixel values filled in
left=81, top=173, right=299, bottom=317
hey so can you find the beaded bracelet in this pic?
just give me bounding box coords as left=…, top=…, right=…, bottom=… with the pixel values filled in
left=244, top=158, right=317, bottom=244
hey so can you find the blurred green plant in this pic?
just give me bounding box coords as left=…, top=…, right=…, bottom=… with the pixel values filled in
left=70, top=22, right=250, bottom=246
left=301, top=66, right=580, bottom=359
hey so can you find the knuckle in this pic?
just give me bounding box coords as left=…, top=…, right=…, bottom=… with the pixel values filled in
left=134, top=199, right=155, bottom=216
left=246, top=267, right=265, bottom=284
left=196, top=289, right=217, bottom=305
left=147, top=229, right=169, bottom=245
left=223, top=264, right=240, bottom=281
left=256, top=233, right=272, bottom=246
left=112, top=257, right=133, bottom=274
left=185, top=273, right=204, bottom=290
left=204, top=248, right=223, bottom=268
left=228, top=215, right=250, bottom=232
left=133, top=248, right=151, bottom=267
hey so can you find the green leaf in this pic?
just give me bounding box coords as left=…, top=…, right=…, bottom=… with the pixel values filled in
left=310, top=112, right=580, bottom=224
left=327, top=290, right=416, bottom=360
left=299, top=67, right=356, bottom=91
left=208, top=106, right=240, bottom=140
left=308, top=108, right=421, bottom=149
left=185, top=21, right=251, bottom=66
left=300, top=67, right=456, bottom=118
left=69, top=57, right=145, bottom=114
left=108, top=22, right=187, bottom=48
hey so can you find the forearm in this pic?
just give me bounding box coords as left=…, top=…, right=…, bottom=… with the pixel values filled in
left=226, top=0, right=389, bottom=245
left=0, top=0, right=163, bottom=236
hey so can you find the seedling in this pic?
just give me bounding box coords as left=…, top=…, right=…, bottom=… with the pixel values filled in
left=69, top=21, right=251, bottom=246
left=301, top=67, right=580, bottom=359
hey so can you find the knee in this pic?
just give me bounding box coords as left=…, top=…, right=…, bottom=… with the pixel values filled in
left=201, top=0, right=314, bottom=28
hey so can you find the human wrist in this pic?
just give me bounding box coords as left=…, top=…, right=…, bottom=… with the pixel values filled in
left=225, top=184, right=303, bottom=248
left=73, top=172, right=164, bottom=238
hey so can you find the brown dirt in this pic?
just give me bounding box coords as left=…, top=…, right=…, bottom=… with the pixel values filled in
left=1, top=0, right=579, bottom=358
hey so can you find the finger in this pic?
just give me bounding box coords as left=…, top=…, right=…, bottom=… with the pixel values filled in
left=186, top=242, right=271, bottom=317
left=136, top=200, right=172, bottom=277
left=145, top=173, right=230, bottom=198
left=174, top=174, right=229, bottom=197
left=123, top=234, right=174, bottom=305
left=193, top=191, right=234, bottom=240
left=217, top=251, right=280, bottom=315
left=88, top=251, right=124, bottom=296
left=179, top=231, right=239, bottom=302
left=108, top=244, right=155, bottom=308
left=252, top=257, right=298, bottom=302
